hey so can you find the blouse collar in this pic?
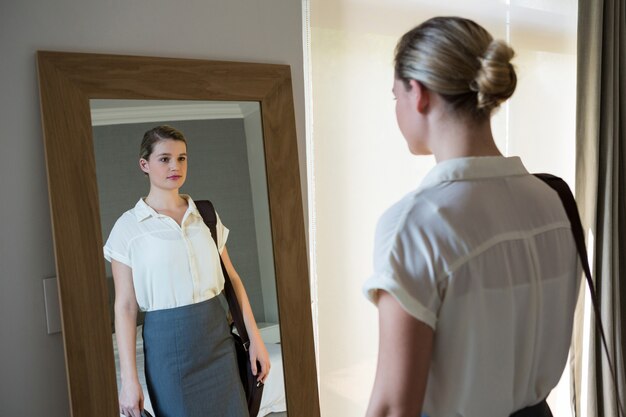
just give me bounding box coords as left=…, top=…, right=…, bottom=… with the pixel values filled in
left=418, top=156, right=529, bottom=191
left=133, top=194, right=200, bottom=222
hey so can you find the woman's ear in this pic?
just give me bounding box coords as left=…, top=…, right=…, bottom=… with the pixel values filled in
left=139, top=158, right=150, bottom=174
left=410, top=79, right=430, bottom=114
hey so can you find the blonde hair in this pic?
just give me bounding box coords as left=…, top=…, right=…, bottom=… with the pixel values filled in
left=394, top=16, right=517, bottom=120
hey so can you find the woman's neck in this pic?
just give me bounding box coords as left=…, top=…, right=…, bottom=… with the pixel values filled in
left=144, top=189, right=187, bottom=211
left=429, top=114, right=502, bottom=163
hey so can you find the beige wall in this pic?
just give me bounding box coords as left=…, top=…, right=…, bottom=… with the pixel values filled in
left=0, top=1, right=306, bottom=414
left=311, top=1, right=577, bottom=416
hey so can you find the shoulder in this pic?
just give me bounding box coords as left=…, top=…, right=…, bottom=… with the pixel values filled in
left=376, top=188, right=445, bottom=244
left=186, top=195, right=211, bottom=212
left=374, top=189, right=446, bottom=268
left=188, top=197, right=217, bottom=223
left=114, top=208, right=138, bottom=228
left=107, top=207, right=142, bottom=241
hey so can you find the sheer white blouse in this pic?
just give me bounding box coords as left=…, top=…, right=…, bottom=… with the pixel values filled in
left=104, top=195, right=229, bottom=312
left=364, top=156, right=582, bottom=417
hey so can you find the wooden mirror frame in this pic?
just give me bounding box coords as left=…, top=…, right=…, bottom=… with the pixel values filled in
left=36, top=51, right=319, bottom=417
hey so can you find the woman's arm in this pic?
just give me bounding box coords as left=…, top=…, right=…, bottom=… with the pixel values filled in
left=365, top=290, right=434, bottom=417
left=221, top=246, right=271, bottom=383
left=111, top=260, right=144, bottom=417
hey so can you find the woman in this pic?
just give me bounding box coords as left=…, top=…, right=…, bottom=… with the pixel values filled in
left=104, top=125, right=270, bottom=417
left=364, top=17, right=580, bottom=417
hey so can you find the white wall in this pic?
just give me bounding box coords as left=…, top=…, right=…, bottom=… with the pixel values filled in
left=0, top=1, right=306, bottom=414
left=311, top=1, right=577, bottom=416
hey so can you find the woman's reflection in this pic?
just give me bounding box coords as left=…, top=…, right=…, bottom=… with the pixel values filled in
left=103, top=125, right=270, bottom=417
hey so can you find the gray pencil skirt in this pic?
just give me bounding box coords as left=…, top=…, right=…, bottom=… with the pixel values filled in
left=142, top=294, right=249, bottom=417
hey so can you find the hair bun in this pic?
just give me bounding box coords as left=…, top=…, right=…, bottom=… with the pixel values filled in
left=471, top=39, right=517, bottom=112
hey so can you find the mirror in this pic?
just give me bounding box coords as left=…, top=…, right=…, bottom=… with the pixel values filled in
left=36, top=51, right=319, bottom=417
left=91, top=99, right=284, bottom=415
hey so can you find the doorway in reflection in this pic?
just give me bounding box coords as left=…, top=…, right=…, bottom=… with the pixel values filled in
left=91, top=99, right=287, bottom=417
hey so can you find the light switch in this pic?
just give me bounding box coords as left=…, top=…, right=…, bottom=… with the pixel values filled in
left=43, top=277, right=62, bottom=334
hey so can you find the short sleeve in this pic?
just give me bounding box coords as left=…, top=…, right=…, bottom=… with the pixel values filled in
left=215, top=211, right=230, bottom=254
left=363, top=197, right=442, bottom=330
left=103, top=214, right=132, bottom=268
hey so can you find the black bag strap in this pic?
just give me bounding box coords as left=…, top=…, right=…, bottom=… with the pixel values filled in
left=196, top=200, right=251, bottom=351
left=535, top=173, right=624, bottom=416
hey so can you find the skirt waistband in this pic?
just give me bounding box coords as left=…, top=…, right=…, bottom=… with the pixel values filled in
left=510, top=400, right=553, bottom=417
left=143, top=293, right=226, bottom=323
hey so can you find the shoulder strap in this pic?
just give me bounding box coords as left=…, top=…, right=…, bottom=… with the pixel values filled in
left=196, top=200, right=251, bottom=350
left=534, top=174, right=624, bottom=416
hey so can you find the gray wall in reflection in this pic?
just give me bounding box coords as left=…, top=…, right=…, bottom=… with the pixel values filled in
left=93, top=118, right=267, bottom=323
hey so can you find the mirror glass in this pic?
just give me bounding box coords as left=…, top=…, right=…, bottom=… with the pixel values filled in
left=90, top=99, right=286, bottom=416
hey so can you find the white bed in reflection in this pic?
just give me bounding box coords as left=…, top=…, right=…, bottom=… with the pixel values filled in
left=113, top=322, right=286, bottom=417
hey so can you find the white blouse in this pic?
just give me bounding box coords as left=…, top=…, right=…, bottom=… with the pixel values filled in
left=104, top=195, right=229, bottom=312
left=364, top=156, right=582, bottom=417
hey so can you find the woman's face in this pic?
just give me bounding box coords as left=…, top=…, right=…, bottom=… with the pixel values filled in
left=140, top=139, right=188, bottom=191
left=393, top=78, right=430, bottom=155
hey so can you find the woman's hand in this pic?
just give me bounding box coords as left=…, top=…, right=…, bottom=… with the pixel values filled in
left=221, top=246, right=272, bottom=383
left=119, top=380, right=144, bottom=417
left=249, top=335, right=271, bottom=383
